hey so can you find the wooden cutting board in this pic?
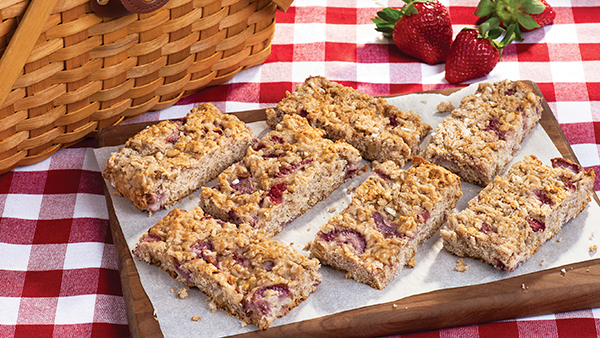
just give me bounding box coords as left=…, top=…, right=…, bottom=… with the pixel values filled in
left=96, top=82, right=600, bottom=338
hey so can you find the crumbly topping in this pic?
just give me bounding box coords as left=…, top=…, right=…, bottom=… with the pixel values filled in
left=442, top=155, right=595, bottom=272
left=337, top=158, right=457, bottom=245
left=104, top=103, right=254, bottom=212
left=133, top=207, right=321, bottom=330
left=423, top=80, right=543, bottom=186
left=265, top=76, right=431, bottom=166
left=310, top=157, right=462, bottom=288
left=200, top=114, right=362, bottom=237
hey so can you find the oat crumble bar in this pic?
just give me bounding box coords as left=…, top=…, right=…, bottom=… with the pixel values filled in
left=199, top=114, right=362, bottom=238
left=103, top=103, right=255, bottom=213
left=309, top=157, right=462, bottom=289
left=423, top=79, right=543, bottom=186
left=441, top=155, right=595, bottom=272
left=132, top=207, right=321, bottom=330
left=265, top=76, right=431, bottom=166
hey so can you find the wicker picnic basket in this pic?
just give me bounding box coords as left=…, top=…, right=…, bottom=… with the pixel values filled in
left=0, top=0, right=292, bottom=175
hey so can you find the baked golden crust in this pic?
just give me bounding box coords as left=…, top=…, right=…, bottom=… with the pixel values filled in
left=132, top=207, right=321, bottom=330
left=423, top=79, right=543, bottom=186
left=103, top=103, right=255, bottom=212
left=309, top=157, right=462, bottom=289
left=266, top=76, right=431, bottom=167
left=199, top=114, right=363, bottom=238
left=441, top=155, right=596, bottom=272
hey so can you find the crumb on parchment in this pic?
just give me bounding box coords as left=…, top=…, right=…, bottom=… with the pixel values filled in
left=208, top=300, right=217, bottom=313
left=436, top=101, right=455, bottom=113
left=590, top=245, right=597, bottom=253
left=455, top=258, right=469, bottom=272
left=191, top=316, right=201, bottom=321
left=177, top=288, right=189, bottom=299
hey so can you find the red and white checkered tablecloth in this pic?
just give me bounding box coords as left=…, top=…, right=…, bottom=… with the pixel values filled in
left=1, top=0, right=599, bottom=337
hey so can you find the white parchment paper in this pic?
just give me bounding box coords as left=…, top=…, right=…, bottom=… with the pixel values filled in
left=94, top=83, right=600, bottom=338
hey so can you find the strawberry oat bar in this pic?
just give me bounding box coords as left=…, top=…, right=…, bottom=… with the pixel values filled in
left=132, top=207, right=321, bottom=330
left=441, top=155, right=595, bottom=272
left=266, top=76, right=431, bottom=167
left=103, top=103, right=255, bottom=213
left=423, top=79, right=543, bottom=186
left=199, top=114, right=362, bottom=238
left=309, top=157, right=462, bottom=289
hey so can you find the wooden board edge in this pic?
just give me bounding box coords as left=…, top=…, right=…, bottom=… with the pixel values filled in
left=96, top=82, right=600, bottom=338
left=227, top=258, right=600, bottom=338
left=104, top=183, right=164, bottom=338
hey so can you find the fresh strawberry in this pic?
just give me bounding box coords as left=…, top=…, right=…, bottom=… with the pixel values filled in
left=524, top=0, right=555, bottom=31
left=475, top=0, right=555, bottom=41
left=444, top=25, right=513, bottom=84
left=372, top=0, right=453, bottom=65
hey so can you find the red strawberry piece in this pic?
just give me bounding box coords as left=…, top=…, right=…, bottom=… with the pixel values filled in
left=444, top=28, right=509, bottom=84
left=231, top=174, right=255, bottom=194
left=475, top=0, right=555, bottom=41
left=266, top=183, right=286, bottom=204
left=319, top=229, right=366, bottom=254
left=551, top=157, right=582, bottom=174
left=525, top=0, right=555, bottom=31
left=372, top=0, right=453, bottom=65
left=372, top=211, right=402, bottom=238
left=527, top=217, right=546, bottom=232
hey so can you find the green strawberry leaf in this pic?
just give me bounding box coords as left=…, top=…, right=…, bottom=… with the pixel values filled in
left=372, top=7, right=402, bottom=36
left=489, top=26, right=504, bottom=40
left=474, top=0, right=496, bottom=18
left=486, top=16, right=501, bottom=29
left=520, top=0, right=545, bottom=15
left=500, top=23, right=517, bottom=47
left=378, top=8, right=402, bottom=23
left=517, top=12, right=541, bottom=30
left=403, top=3, right=418, bottom=16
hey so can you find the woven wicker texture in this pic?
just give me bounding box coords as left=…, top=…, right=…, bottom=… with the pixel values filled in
left=0, top=0, right=291, bottom=175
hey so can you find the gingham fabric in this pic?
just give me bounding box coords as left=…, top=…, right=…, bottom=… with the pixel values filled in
left=1, top=0, right=599, bottom=337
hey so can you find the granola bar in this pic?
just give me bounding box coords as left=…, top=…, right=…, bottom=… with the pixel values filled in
left=441, top=155, right=595, bottom=272
left=266, top=76, right=431, bottom=167
left=309, top=157, right=462, bottom=289
left=103, top=103, right=255, bottom=213
left=132, top=207, right=322, bottom=330
left=423, top=79, right=543, bottom=186
left=199, top=114, right=363, bottom=238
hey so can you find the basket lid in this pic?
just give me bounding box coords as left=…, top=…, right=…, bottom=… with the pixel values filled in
left=272, top=0, right=294, bottom=11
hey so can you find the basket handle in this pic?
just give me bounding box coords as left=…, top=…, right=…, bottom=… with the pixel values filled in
left=0, top=0, right=60, bottom=110
left=91, top=0, right=169, bottom=18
